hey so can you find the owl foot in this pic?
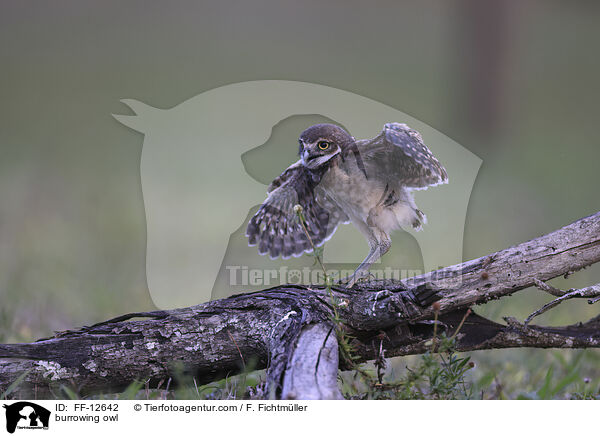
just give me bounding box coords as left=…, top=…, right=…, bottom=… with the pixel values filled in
left=338, top=270, right=375, bottom=288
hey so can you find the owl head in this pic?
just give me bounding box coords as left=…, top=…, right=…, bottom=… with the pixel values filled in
left=298, top=123, right=354, bottom=169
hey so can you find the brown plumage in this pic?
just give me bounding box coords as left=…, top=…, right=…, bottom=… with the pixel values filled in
left=246, top=123, right=448, bottom=286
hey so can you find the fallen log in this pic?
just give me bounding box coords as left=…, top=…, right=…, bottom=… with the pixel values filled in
left=1, top=212, right=599, bottom=399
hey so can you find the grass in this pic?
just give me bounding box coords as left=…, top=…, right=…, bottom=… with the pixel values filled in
left=4, top=341, right=597, bottom=400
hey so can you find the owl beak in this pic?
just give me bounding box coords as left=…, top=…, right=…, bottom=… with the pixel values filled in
left=301, top=150, right=310, bottom=165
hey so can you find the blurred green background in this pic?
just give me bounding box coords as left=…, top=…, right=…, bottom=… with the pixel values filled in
left=1, top=0, right=599, bottom=397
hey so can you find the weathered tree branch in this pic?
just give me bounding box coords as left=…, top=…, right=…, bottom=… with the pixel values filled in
left=280, top=323, right=343, bottom=400
left=1, top=212, right=599, bottom=399
left=524, top=283, right=600, bottom=325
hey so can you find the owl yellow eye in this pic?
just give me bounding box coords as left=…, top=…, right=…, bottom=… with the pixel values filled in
left=317, top=141, right=330, bottom=150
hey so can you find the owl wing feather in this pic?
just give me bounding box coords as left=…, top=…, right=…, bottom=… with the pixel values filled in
left=354, top=123, right=448, bottom=188
left=246, top=160, right=349, bottom=259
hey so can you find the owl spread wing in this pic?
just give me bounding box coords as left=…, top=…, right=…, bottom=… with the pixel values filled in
left=246, top=161, right=349, bottom=259
left=353, top=123, right=448, bottom=188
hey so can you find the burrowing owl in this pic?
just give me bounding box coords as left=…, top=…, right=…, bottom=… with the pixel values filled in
left=246, top=123, right=448, bottom=287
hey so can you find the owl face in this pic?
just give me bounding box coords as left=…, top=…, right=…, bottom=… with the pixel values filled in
left=298, top=124, right=354, bottom=170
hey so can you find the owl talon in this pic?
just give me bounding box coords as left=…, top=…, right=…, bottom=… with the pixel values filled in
left=354, top=273, right=377, bottom=286
left=337, top=275, right=356, bottom=288
left=338, top=270, right=374, bottom=288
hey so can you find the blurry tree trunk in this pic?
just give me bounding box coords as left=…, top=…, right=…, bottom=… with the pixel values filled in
left=453, top=0, right=515, bottom=142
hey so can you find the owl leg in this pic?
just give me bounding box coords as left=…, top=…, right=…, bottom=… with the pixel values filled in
left=342, top=227, right=391, bottom=287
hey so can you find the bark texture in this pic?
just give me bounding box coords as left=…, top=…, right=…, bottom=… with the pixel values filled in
left=0, top=212, right=599, bottom=399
